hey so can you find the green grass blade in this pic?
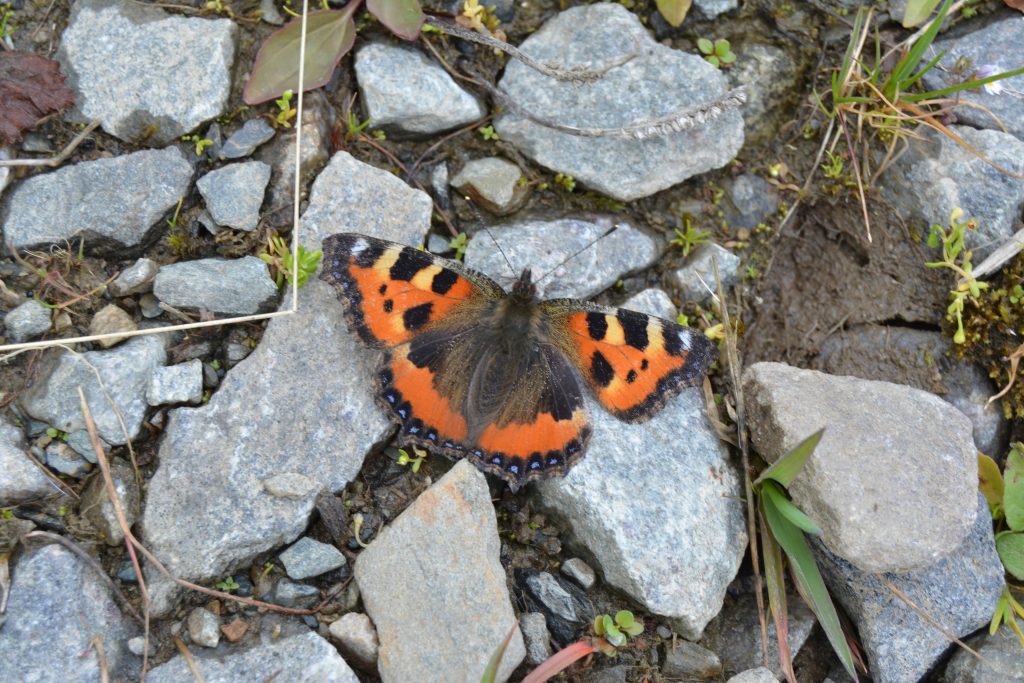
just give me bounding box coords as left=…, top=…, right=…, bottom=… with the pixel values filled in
left=902, top=49, right=945, bottom=91
left=756, top=429, right=824, bottom=487
left=762, top=481, right=822, bottom=535
left=903, top=65, right=1024, bottom=102
left=763, top=492, right=858, bottom=680
left=884, top=0, right=953, bottom=99
left=480, top=625, right=517, bottom=683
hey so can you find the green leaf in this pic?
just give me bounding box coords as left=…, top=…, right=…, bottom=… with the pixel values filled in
left=979, top=452, right=1005, bottom=518
left=761, top=481, right=821, bottom=535
left=762, top=489, right=857, bottom=679
left=367, top=0, right=424, bottom=40
left=996, top=532, right=1024, bottom=581
left=1005, top=447, right=1024, bottom=531
left=656, top=0, right=691, bottom=27
left=901, top=0, right=941, bottom=28
left=614, top=610, right=634, bottom=628
left=243, top=7, right=357, bottom=105
left=479, top=625, right=517, bottom=683
left=697, top=37, right=713, bottom=55
left=756, top=429, right=824, bottom=487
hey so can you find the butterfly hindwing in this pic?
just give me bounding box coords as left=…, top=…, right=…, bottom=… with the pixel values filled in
left=542, top=301, right=717, bottom=422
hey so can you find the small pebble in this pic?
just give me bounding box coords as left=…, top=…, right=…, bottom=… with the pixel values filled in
left=221, top=618, right=249, bottom=643
left=108, top=258, right=159, bottom=296
left=328, top=612, right=379, bottom=671
left=560, top=557, right=597, bottom=590
left=187, top=607, right=221, bottom=648
left=89, top=304, right=137, bottom=347
left=3, top=299, right=51, bottom=343
left=127, top=636, right=155, bottom=657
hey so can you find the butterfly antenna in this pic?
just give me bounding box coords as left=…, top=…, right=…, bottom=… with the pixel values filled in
left=465, top=197, right=518, bottom=278
left=535, top=223, right=619, bottom=284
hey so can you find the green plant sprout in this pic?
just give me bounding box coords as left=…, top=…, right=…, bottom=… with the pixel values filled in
left=352, top=513, right=370, bottom=548
left=275, top=90, right=297, bottom=128
left=397, top=446, right=427, bottom=473
left=591, top=610, right=644, bottom=656
left=554, top=173, right=575, bottom=192
left=258, top=234, right=322, bottom=289
left=697, top=38, right=736, bottom=68
left=448, top=232, right=470, bottom=260
left=821, top=150, right=845, bottom=179
left=165, top=198, right=184, bottom=230
left=45, top=427, right=69, bottom=441
left=182, top=134, right=214, bottom=156
left=345, top=110, right=371, bottom=140
left=215, top=575, right=240, bottom=592
left=925, top=207, right=987, bottom=344
left=479, top=125, right=499, bottom=141
left=980, top=445, right=1024, bottom=645
left=671, top=217, right=711, bottom=257
left=462, top=0, right=501, bottom=34
left=0, top=4, right=16, bottom=42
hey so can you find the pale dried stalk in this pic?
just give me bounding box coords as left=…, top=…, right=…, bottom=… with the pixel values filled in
left=0, top=121, right=101, bottom=168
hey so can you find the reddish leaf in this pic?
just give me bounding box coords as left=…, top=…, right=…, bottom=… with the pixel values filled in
left=243, top=7, right=358, bottom=105
left=1005, top=0, right=1024, bottom=11
left=0, top=51, right=75, bottom=144
left=367, top=0, right=424, bottom=40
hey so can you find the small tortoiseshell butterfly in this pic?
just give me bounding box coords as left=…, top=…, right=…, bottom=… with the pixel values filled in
left=320, top=233, right=716, bottom=490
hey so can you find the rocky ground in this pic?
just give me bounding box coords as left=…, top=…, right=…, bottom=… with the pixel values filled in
left=1, top=0, right=1023, bottom=681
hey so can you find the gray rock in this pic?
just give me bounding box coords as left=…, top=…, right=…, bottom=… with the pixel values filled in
left=264, top=91, right=335, bottom=210
left=80, top=457, right=140, bottom=546
left=223, top=341, right=252, bottom=366
left=355, top=461, right=525, bottom=682
left=153, top=256, right=278, bottom=315
left=535, top=388, right=746, bottom=639
left=814, top=325, right=1007, bottom=457
left=430, top=162, right=450, bottom=210
left=139, top=293, right=162, bottom=318
left=494, top=4, right=743, bottom=201
left=187, top=606, right=221, bottom=648
left=262, top=472, right=319, bottom=500
left=19, top=334, right=167, bottom=446
left=922, top=15, right=1024, bottom=141
left=814, top=493, right=1003, bottom=683
left=701, top=590, right=815, bottom=677
left=671, top=242, right=740, bottom=304
left=220, top=119, right=275, bottom=160
left=727, top=667, right=777, bottom=683
left=139, top=152, right=424, bottom=616
left=520, top=612, right=553, bottom=666
left=273, top=579, right=320, bottom=608
left=727, top=43, right=800, bottom=146
left=560, top=557, right=597, bottom=590
left=0, top=544, right=135, bottom=680
left=3, top=299, right=51, bottom=343
left=622, top=287, right=676, bottom=320
left=743, top=362, right=979, bottom=573
left=694, top=0, right=738, bottom=18
left=147, top=359, right=203, bottom=406
left=279, top=537, right=346, bottom=579
left=0, top=415, right=54, bottom=505
left=108, top=258, right=159, bottom=296
left=58, top=0, right=237, bottom=145
left=147, top=630, right=359, bottom=682
left=1, top=146, right=193, bottom=254
left=942, top=625, right=1024, bottom=682
left=880, top=125, right=1024, bottom=258
left=45, top=441, right=92, bottom=478
left=725, top=174, right=780, bottom=229
left=88, top=303, right=136, bottom=348
left=450, top=157, right=527, bottom=215
left=196, top=161, right=271, bottom=231
left=328, top=612, right=379, bottom=672
left=355, top=43, right=486, bottom=137
left=127, top=636, right=155, bottom=657
left=463, top=217, right=658, bottom=299
left=65, top=429, right=108, bottom=463
left=519, top=570, right=593, bottom=645
left=662, top=639, right=722, bottom=679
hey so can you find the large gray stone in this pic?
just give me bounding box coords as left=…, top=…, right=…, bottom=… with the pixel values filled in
left=535, top=387, right=746, bottom=639
left=19, top=334, right=167, bottom=446
left=58, top=0, right=238, bottom=145
left=196, top=161, right=271, bottom=232
left=942, top=625, right=1024, bottom=682
left=671, top=242, right=741, bottom=304
left=153, top=256, right=278, bottom=315
left=495, top=4, right=743, bottom=201
left=743, top=362, right=977, bottom=573
left=0, top=414, right=54, bottom=505
left=0, top=544, right=136, bottom=681
left=355, top=43, right=486, bottom=138
left=140, top=152, right=427, bottom=615
left=463, top=217, right=658, bottom=299
left=2, top=146, right=193, bottom=254
left=355, top=461, right=525, bottom=682
left=814, top=494, right=1003, bottom=683
left=147, top=630, right=358, bottom=682
left=880, top=125, right=1024, bottom=258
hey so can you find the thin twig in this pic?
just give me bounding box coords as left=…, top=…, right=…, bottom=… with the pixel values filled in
left=93, top=635, right=109, bottom=683
left=174, top=637, right=205, bottom=683
left=878, top=575, right=984, bottom=661
left=0, top=120, right=101, bottom=168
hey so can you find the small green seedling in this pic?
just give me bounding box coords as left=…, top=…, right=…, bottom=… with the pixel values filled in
left=215, top=575, right=240, bottom=593
left=697, top=38, right=736, bottom=68
left=821, top=150, right=845, bottom=179
left=479, top=125, right=499, bottom=141
left=449, top=232, right=470, bottom=260
left=397, top=446, right=427, bottom=473
left=45, top=427, right=69, bottom=441
left=592, top=610, right=644, bottom=656
left=554, top=173, right=575, bottom=192
left=258, top=234, right=323, bottom=289
left=274, top=90, right=297, bottom=128
left=670, top=218, right=711, bottom=258
left=1, top=5, right=17, bottom=41
left=925, top=207, right=987, bottom=344
left=980, top=445, right=1024, bottom=645
left=345, top=110, right=371, bottom=140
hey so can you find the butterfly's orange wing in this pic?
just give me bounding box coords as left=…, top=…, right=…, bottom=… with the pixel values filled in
left=542, top=302, right=717, bottom=422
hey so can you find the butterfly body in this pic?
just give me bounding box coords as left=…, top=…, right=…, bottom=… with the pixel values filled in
left=321, top=232, right=716, bottom=490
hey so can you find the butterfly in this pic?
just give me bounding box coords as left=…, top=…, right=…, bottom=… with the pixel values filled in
left=320, top=232, right=717, bottom=490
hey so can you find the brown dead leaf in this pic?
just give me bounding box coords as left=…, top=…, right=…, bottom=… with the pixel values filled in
left=0, top=51, right=75, bottom=144
left=1005, top=0, right=1024, bottom=11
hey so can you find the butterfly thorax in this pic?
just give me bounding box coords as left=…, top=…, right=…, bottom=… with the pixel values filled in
left=509, top=268, right=537, bottom=305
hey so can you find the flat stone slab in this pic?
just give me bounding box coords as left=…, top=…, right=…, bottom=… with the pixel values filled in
left=355, top=461, right=525, bottom=682
left=495, top=3, right=743, bottom=201
left=152, top=256, right=279, bottom=315
left=743, top=362, right=977, bottom=573
left=58, top=0, right=238, bottom=145
left=2, top=146, right=193, bottom=254
left=197, top=161, right=271, bottom=232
